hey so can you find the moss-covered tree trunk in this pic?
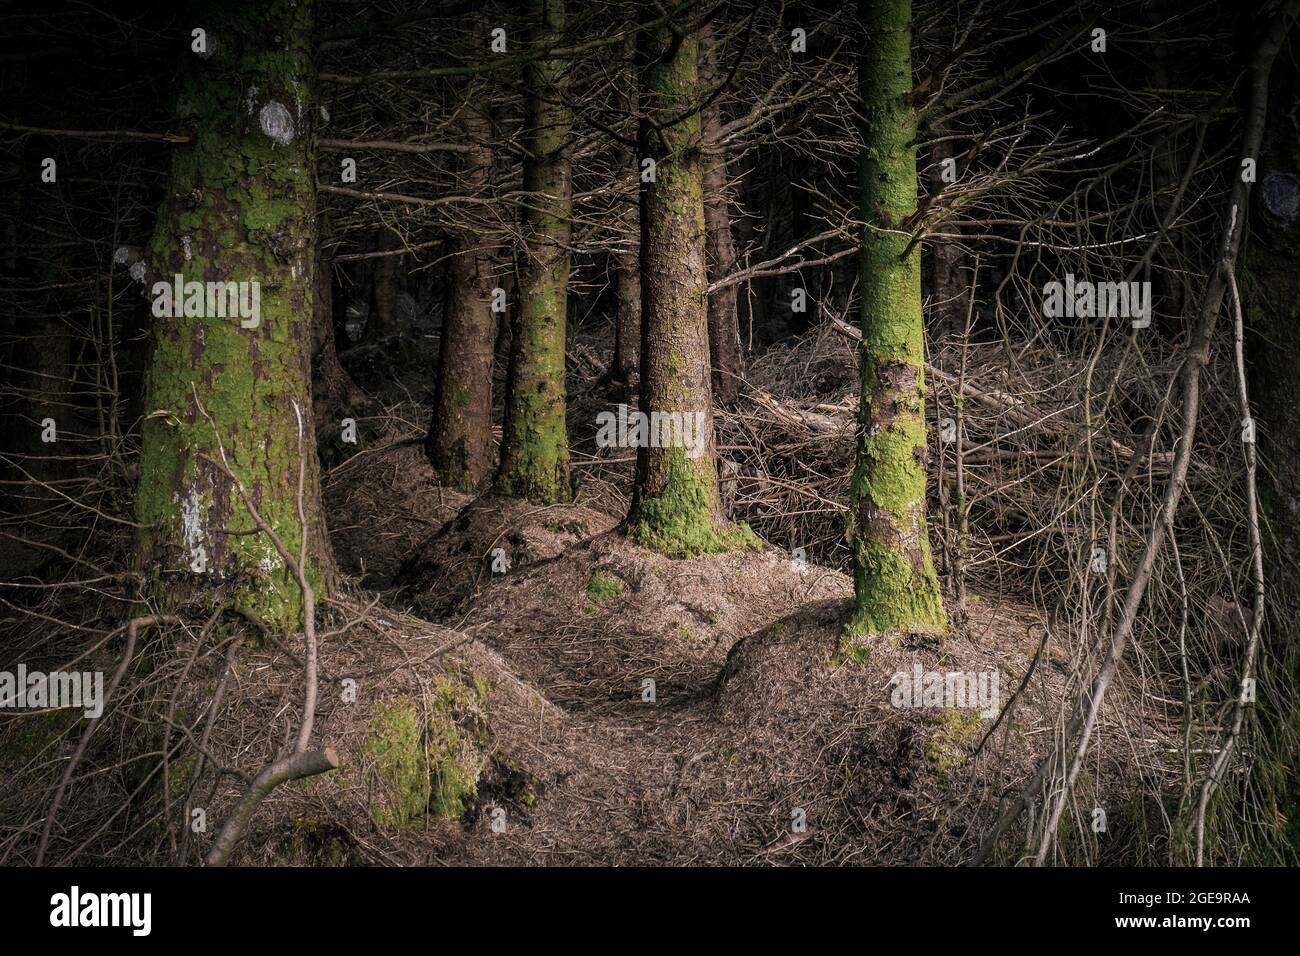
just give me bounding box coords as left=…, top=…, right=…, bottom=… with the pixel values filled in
left=135, top=0, right=331, bottom=632
left=611, top=31, right=641, bottom=389
left=700, top=24, right=743, bottom=406
left=495, top=0, right=572, bottom=503
left=426, top=91, right=498, bottom=490
left=845, top=0, right=947, bottom=645
left=626, top=19, right=754, bottom=558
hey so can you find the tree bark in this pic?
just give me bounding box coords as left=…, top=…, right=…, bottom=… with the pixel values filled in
left=0, top=62, right=72, bottom=514
left=365, top=228, right=400, bottom=340
left=925, top=122, right=965, bottom=341
left=611, top=30, right=641, bottom=389
left=427, top=90, right=498, bottom=491
left=495, top=0, right=573, bottom=503
left=626, top=15, right=752, bottom=557
left=1242, top=39, right=1300, bottom=600
left=1144, top=0, right=1186, bottom=324
left=135, top=0, right=332, bottom=632
left=845, top=0, right=947, bottom=645
left=312, top=245, right=367, bottom=433
left=1239, top=31, right=1300, bottom=853
left=700, top=24, right=743, bottom=405
left=612, top=232, right=642, bottom=387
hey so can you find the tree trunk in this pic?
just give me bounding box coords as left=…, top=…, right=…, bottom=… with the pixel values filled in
left=3, top=311, right=72, bottom=513
left=427, top=91, right=498, bottom=491
left=1244, top=39, right=1300, bottom=602
left=845, top=0, right=947, bottom=646
left=0, top=62, right=72, bottom=515
left=1241, top=41, right=1300, bottom=846
left=495, top=0, right=573, bottom=503
left=611, top=30, right=641, bottom=389
left=626, top=16, right=753, bottom=557
left=612, top=235, right=641, bottom=387
left=733, top=150, right=764, bottom=351
left=135, top=0, right=332, bottom=632
left=365, top=229, right=400, bottom=341
left=330, top=256, right=354, bottom=349
left=926, top=123, right=966, bottom=341
left=700, top=24, right=743, bottom=405
left=312, top=245, right=367, bottom=433
left=1144, top=0, right=1185, bottom=324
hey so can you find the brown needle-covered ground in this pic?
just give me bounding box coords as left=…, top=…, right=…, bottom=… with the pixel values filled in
left=148, top=430, right=1162, bottom=867
left=0, top=333, right=1188, bottom=866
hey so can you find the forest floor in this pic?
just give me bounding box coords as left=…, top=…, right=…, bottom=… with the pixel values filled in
left=231, top=430, right=1065, bottom=865
left=0, top=329, right=1179, bottom=866
left=205, top=324, right=1162, bottom=865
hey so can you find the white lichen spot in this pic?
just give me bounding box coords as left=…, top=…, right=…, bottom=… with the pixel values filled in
left=181, top=234, right=193, bottom=261
left=177, top=489, right=208, bottom=572
left=259, top=100, right=296, bottom=145
left=319, top=104, right=330, bottom=124
left=114, top=245, right=131, bottom=265
left=129, top=259, right=147, bottom=283
left=249, top=538, right=283, bottom=582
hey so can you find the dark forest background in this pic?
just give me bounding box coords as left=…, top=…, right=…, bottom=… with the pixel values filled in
left=1, top=0, right=1298, bottom=867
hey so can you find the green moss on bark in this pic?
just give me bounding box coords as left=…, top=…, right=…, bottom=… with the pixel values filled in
left=628, top=449, right=760, bottom=558
left=134, top=0, right=329, bottom=633
left=628, top=21, right=755, bottom=558
left=495, top=0, right=573, bottom=504
left=843, top=0, right=947, bottom=650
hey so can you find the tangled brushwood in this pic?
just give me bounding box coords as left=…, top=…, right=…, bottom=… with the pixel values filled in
left=2, top=0, right=1299, bottom=867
